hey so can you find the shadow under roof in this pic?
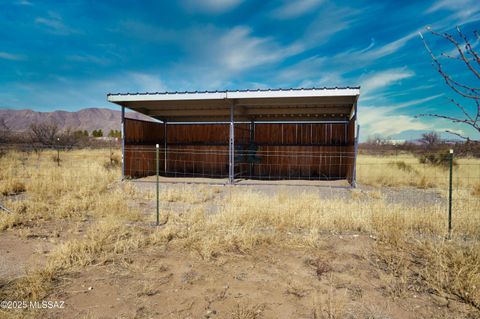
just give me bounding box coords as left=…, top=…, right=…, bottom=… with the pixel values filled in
left=107, top=87, right=360, bottom=122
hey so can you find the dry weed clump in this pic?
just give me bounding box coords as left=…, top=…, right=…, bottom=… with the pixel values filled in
left=0, top=180, right=26, bottom=196
left=231, top=303, right=263, bottom=319
left=472, top=182, right=480, bottom=197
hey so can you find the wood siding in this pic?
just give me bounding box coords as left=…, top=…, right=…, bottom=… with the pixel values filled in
left=124, top=118, right=356, bottom=181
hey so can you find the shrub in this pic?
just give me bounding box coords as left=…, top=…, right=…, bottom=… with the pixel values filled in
left=104, top=155, right=120, bottom=170
left=418, top=151, right=457, bottom=167
left=51, top=154, right=61, bottom=165
left=1, top=180, right=26, bottom=196
left=472, top=183, right=480, bottom=197
left=390, top=160, right=415, bottom=173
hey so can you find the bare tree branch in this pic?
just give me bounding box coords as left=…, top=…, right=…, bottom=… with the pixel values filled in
left=420, top=30, right=480, bottom=96
left=445, top=130, right=471, bottom=141
left=457, top=26, right=480, bottom=66
left=417, top=113, right=473, bottom=124
left=29, top=121, right=60, bottom=147
left=448, top=98, right=479, bottom=128
left=419, top=27, right=480, bottom=141
left=435, top=27, right=480, bottom=80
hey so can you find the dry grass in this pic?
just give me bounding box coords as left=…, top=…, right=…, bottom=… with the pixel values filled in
left=357, top=154, right=480, bottom=189
left=0, top=149, right=479, bottom=317
left=231, top=303, right=263, bottom=319
left=0, top=180, right=26, bottom=196
left=473, top=182, right=480, bottom=197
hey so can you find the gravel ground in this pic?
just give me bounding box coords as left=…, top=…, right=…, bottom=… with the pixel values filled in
left=129, top=177, right=447, bottom=218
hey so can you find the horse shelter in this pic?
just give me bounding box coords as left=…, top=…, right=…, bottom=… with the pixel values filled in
left=107, top=87, right=360, bottom=186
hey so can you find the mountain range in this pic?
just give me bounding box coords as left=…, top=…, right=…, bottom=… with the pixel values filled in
left=0, top=108, right=153, bottom=133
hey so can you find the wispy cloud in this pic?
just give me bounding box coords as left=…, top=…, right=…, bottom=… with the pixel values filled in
left=181, top=0, right=243, bottom=13
left=163, top=25, right=305, bottom=89
left=361, top=67, right=415, bottom=92
left=127, top=72, right=166, bottom=92
left=332, top=31, right=418, bottom=66
left=215, top=26, right=302, bottom=71
left=275, top=30, right=418, bottom=88
left=361, top=105, right=430, bottom=136
left=35, top=13, right=78, bottom=35
left=0, top=52, right=26, bottom=61
left=427, top=0, right=480, bottom=18
left=299, top=4, right=363, bottom=48
left=15, top=0, right=33, bottom=6
left=273, top=0, right=325, bottom=19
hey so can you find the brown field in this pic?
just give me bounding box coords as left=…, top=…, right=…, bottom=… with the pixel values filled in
left=0, top=149, right=479, bottom=319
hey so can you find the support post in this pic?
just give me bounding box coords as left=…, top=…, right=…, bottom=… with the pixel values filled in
left=351, top=124, right=360, bottom=188
left=164, top=121, right=167, bottom=176
left=156, top=144, right=160, bottom=226
left=121, top=105, right=125, bottom=181
left=448, top=149, right=453, bottom=238
left=249, top=120, right=254, bottom=178
left=229, top=101, right=235, bottom=184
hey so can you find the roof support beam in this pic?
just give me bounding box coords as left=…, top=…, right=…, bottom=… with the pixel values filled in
left=229, top=101, right=235, bottom=184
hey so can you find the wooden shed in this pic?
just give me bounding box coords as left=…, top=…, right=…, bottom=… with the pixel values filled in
left=107, top=87, right=360, bottom=186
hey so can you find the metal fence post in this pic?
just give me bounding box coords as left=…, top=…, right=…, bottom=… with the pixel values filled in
left=164, top=121, right=167, bottom=176
left=156, top=144, right=160, bottom=226
left=351, top=124, right=360, bottom=188
left=448, top=149, right=453, bottom=238
left=121, top=106, right=125, bottom=181
left=56, top=137, right=60, bottom=166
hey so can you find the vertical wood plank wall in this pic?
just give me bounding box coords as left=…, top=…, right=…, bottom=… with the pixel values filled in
left=124, top=118, right=356, bottom=181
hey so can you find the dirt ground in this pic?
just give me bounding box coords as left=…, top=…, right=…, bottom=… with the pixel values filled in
left=1, top=232, right=471, bottom=319
left=0, top=182, right=475, bottom=319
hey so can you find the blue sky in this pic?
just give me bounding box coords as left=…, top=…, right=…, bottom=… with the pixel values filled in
left=1, top=0, right=479, bottom=140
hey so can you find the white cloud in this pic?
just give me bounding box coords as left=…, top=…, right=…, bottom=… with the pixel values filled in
left=66, top=54, right=110, bottom=66
left=427, top=0, right=480, bottom=18
left=274, top=30, right=418, bottom=88
left=273, top=0, right=325, bottom=19
left=332, top=31, right=418, bottom=66
left=277, top=56, right=326, bottom=82
left=0, top=52, right=25, bottom=61
left=181, top=0, right=243, bottom=13
left=127, top=73, right=166, bottom=93
left=297, top=72, right=345, bottom=88
left=215, top=26, right=302, bottom=71
left=361, top=105, right=430, bottom=136
left=359, top=94, right=445, bottom=137
left=361, top=68, right=415, bottom=92
left=162, top=25, right=304, bottom=89
left=1, top=71, right=168, bottom=109
left=300, top=5, right=362, bottom=48
left=35, top=13, right=78, bottom=35
left=16, top=0, right=33, bottom=5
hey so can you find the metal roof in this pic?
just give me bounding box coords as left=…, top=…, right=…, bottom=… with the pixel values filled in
left=107, top=87, right=360, bottom=122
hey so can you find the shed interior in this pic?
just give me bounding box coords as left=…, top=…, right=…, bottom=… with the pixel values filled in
left=108, top=88, right=360, bottom=185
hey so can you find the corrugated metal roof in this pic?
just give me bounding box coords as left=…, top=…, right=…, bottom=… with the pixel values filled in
left=107, top=87, right=359, bottom=122
left=107, top=86, right=360, bottom=96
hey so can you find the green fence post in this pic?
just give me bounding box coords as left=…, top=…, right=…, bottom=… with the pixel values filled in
left=448, top=149, right=453, bottom=238
left=156, top=144, right=159, bottom=226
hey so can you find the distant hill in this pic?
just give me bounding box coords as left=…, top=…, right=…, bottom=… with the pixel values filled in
left=0, top=108, right=154, bottom=133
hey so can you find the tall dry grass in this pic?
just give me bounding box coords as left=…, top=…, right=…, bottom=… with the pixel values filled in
left=155, top=187, right=479, bottom=309
left=0, top=149, right=479, bottom=315
left=357, top=154, right=480, bottom=189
